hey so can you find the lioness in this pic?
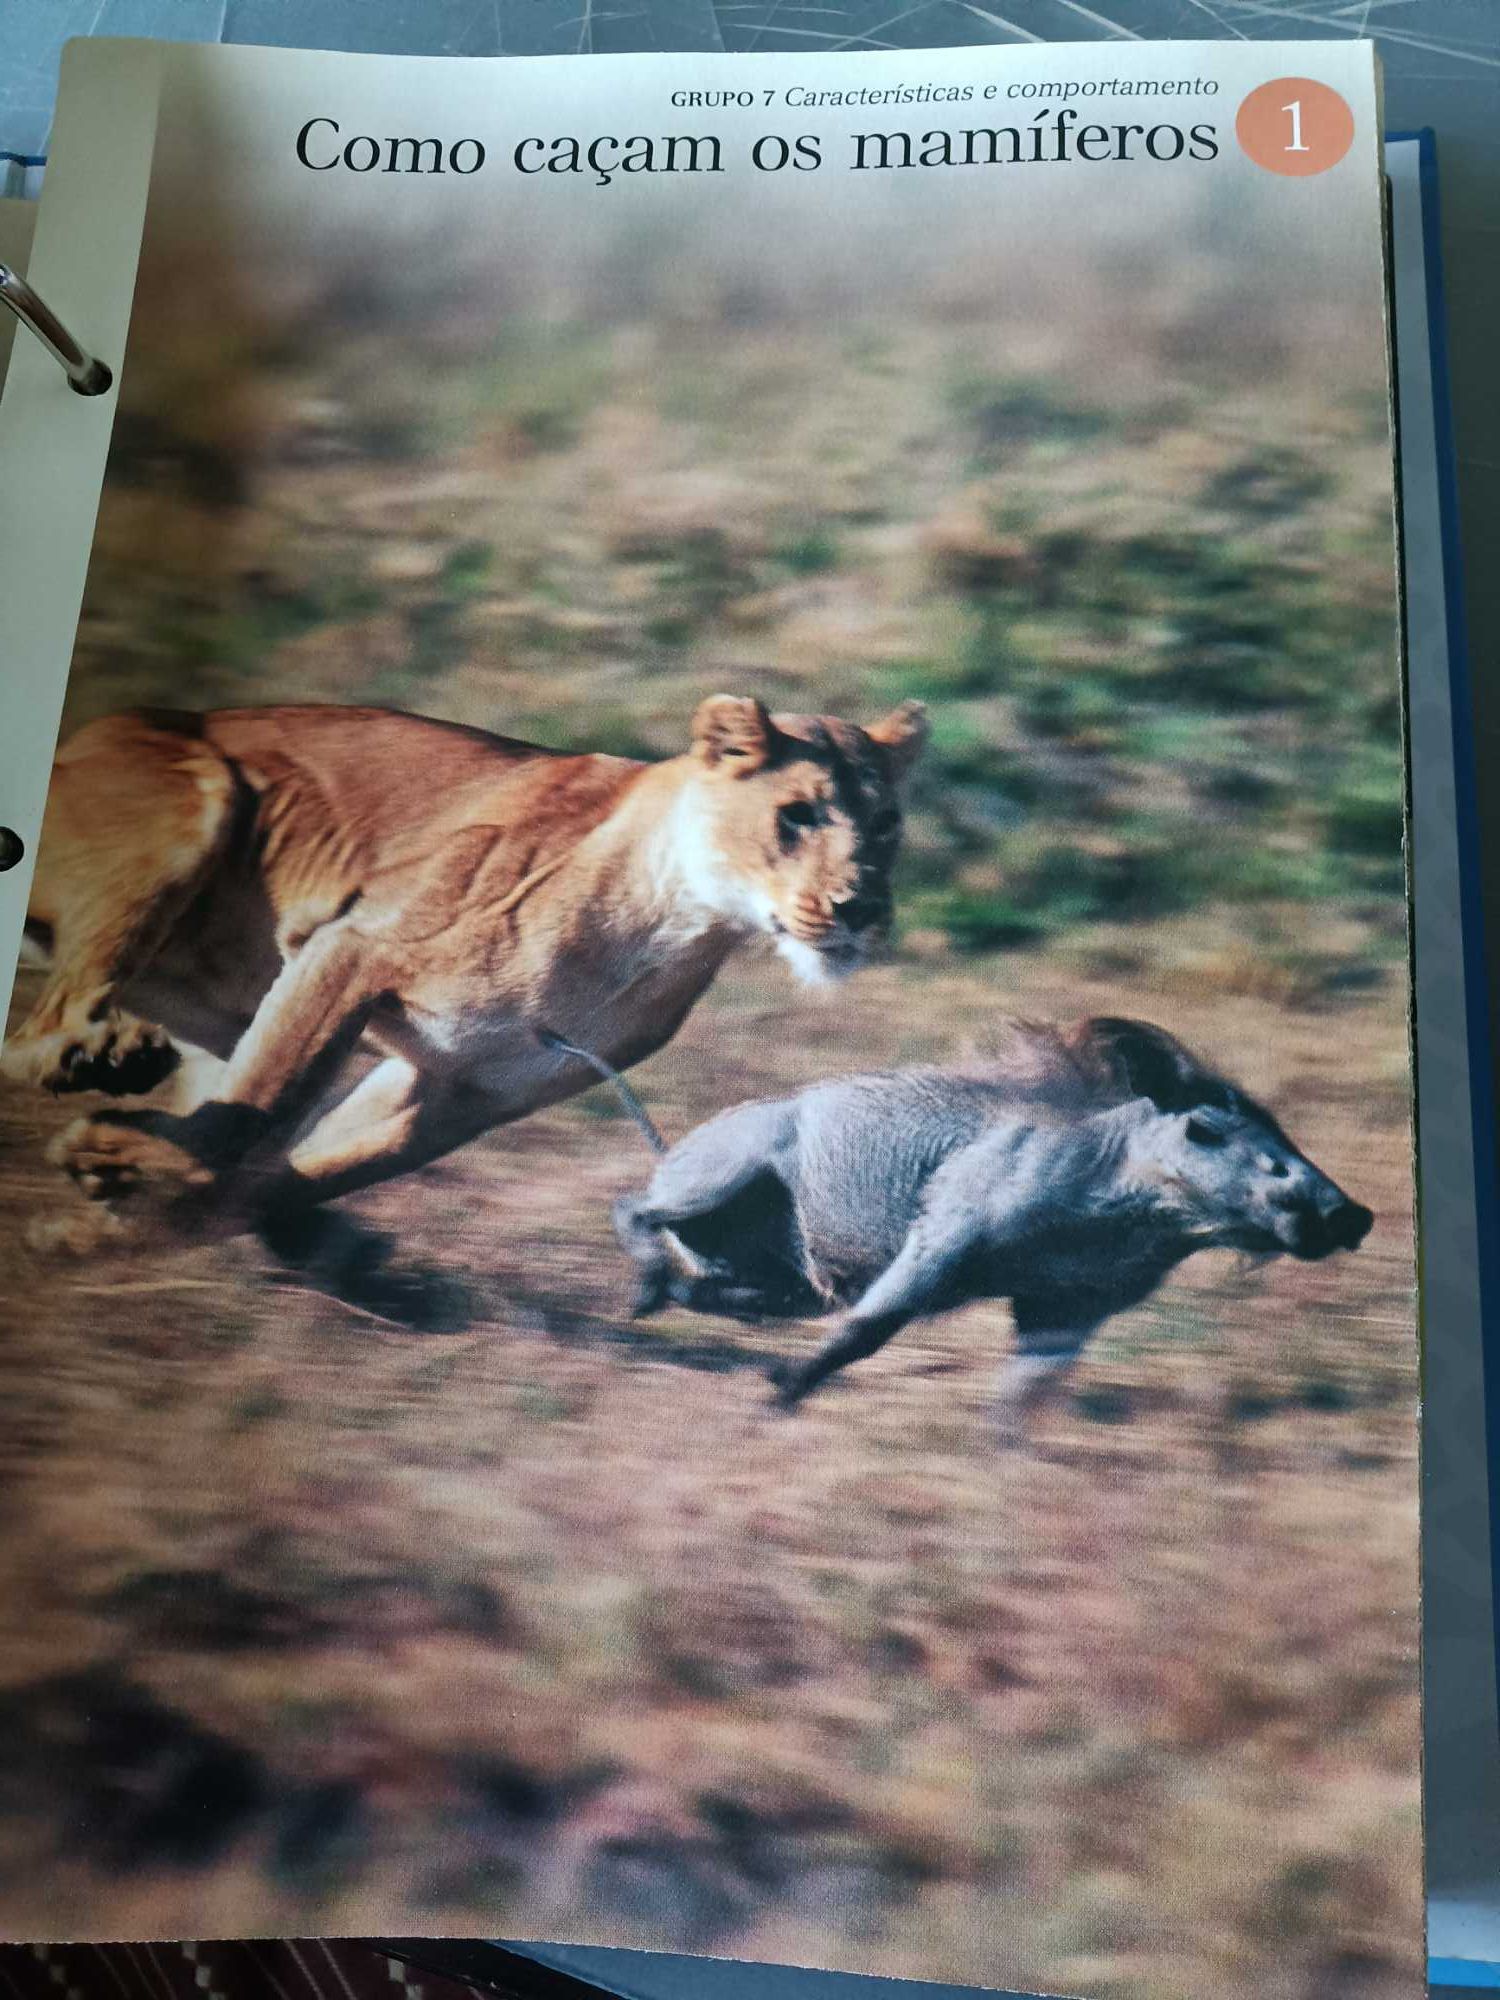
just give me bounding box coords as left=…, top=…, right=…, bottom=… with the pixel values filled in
left=4, top=695, right=925, bottom=1254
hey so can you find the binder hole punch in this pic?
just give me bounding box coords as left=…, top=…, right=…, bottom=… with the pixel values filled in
left=0, top=263, right=112, bottom=396
left=0, top=828, right=25, bottom=872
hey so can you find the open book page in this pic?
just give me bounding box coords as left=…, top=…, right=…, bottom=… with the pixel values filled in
left=0, top=38, right=1416, bottom=1997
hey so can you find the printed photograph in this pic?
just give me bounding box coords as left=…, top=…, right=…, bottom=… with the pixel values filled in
left=0, top=58, right=1418, bottom=1999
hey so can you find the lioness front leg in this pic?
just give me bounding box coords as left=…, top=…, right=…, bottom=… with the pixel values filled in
left=58, top=922, right=387, bottom=1215
left=245, top=1060, right=512, bottom=1320
left=269, top=1058, right=514, bottom=1207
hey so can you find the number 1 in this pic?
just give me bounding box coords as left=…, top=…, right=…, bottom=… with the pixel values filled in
left=1282, top=100, right=1310, bottom=153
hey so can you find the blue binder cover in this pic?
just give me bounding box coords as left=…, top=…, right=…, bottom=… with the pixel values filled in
left=1389, top=120, right=1500, bottom=2000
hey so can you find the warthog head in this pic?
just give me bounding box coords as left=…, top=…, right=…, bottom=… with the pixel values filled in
left=1085, top=1017, right=1375, bottom=1262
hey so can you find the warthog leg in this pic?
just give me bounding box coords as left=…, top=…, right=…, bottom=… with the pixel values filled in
left=990, top=1350, right=1087, bottom=1444
left=771, top=1209, right=975, bottom=1407
left=615, top=1097, right=799, bottom=1317
left=990, top=1302, right=1101, bottom=1444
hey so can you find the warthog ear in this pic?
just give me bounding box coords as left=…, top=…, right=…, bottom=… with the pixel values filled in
left=1074, top=1016, right=1214, bottom=1113
left=692, top=694, right=776, bottom=774
left=866, top=699, right=928, bottom=779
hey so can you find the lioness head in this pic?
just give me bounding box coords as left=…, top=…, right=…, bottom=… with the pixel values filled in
left=681, top=693, right=926, bottom=984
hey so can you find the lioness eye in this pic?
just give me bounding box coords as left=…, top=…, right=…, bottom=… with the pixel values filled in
left=1186, top=1116, right=1225, bottom=1148
left=778, top=801, right=820, bottom=840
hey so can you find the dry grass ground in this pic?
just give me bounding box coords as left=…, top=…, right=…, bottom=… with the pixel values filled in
left=0, top=954, right=1419, bottom=1999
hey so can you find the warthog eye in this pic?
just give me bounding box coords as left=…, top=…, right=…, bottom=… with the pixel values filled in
left=778, top=800, right=822, bottom=847
left=1186, top=1115, right=1227, bottom=1148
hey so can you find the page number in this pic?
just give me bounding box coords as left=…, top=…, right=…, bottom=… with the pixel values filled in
left=1236, top=78, right=1355, bottom=176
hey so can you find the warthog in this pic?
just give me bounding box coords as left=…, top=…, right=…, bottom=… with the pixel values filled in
left=612, top=1016, right=1373, bottom=1436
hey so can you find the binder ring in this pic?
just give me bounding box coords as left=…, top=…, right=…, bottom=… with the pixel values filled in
left=0, top=262, right=112, bottom=396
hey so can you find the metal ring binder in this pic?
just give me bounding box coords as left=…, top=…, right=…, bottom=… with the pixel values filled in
left=0, top=262, right=111, bottom=396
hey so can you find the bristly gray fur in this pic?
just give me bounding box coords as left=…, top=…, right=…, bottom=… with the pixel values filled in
left=612, top=1015, right=1373, bottom=1432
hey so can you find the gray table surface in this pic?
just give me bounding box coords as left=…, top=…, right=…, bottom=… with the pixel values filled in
left=3, top=1, right=1497, bottom=1988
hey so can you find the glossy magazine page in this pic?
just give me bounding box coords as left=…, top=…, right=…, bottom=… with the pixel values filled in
left=0, top=37, right=1416, bottom=1997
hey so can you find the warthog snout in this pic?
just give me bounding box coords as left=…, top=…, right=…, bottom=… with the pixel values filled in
left=1279, top=1174, right=1374, bottom=1261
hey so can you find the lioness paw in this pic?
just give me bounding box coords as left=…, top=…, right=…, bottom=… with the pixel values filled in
left=2, top=1015, right=179, bottom=1096
left=53, top=1115, right=214, bottom=1202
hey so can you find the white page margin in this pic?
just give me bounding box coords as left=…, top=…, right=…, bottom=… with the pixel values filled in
left=0, top=39, right=162, bottom=1028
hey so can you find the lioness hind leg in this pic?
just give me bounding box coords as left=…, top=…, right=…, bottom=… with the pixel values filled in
left=3, top=714, right=237, bottom=1096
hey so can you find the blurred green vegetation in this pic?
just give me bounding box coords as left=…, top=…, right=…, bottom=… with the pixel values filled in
left=75, top=284, right=1403, bottom=1009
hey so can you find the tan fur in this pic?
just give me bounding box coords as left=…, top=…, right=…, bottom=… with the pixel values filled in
left=4, top=696, right=924, bottom=1233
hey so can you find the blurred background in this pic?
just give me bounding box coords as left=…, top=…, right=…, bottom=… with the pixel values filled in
left=71, top=131, right=1405, bottom=1014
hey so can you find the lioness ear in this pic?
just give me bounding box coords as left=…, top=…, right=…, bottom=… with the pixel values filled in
left=692, top=694, right=776, bottom=775
left=866, top=700, right=928, bottom=779
left=1073, top=1016, right=1213, bottom=1113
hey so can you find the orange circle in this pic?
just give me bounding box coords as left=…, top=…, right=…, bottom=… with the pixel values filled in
left=1235, top=77, right=1355, bottom=177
